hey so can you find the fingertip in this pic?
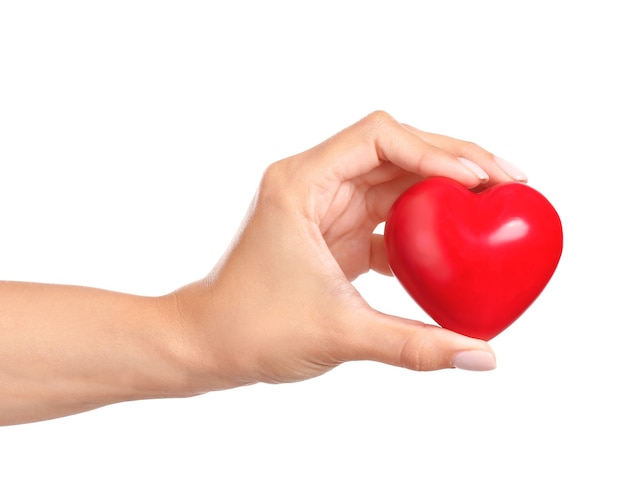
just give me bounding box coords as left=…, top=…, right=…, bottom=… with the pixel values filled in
left=457, top=157, right=490, bottom=186
left=494, top=156, right=528, bottom=182
left=347, top=310, right=498, bottom=373
left=452, top=350, right=497, bottom=371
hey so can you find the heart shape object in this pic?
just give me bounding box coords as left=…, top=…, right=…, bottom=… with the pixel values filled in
left=384, top=177, right=563, bottom=340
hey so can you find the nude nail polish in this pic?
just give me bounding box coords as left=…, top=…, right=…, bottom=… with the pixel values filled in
left=495, top=156, right=528, bottom=182
left=458, top=157, right=489, bottom=182
left=453, top=351, right=497, bottom=371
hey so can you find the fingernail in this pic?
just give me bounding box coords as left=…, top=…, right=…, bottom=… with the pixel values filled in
left=458, top=157, right=489, bottom=182
left=453, top=351, right=497, bottom=371
left=495, top=156, right=528, bottom=182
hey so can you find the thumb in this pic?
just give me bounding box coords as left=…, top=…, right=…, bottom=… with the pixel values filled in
left=343, top=310, right=497, bottom=372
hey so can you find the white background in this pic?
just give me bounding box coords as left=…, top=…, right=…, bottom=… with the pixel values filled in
left=1, top=1, right=624, bottom=479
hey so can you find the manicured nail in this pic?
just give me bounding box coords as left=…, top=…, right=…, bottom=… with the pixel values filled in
left=458, top=157, right=489, bottom=182
left=453, top=351, right=497, bottom=371
left=495, top=156, right=527, bottom=182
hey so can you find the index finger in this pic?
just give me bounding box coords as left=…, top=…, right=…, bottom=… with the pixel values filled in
left=311, top=111, right=489, bottom=188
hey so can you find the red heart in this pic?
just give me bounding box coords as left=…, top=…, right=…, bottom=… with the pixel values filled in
left=384, top=177, right=563, bottom=340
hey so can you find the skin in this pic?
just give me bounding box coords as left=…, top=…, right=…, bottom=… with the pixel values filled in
left=0, top=111, right=522, bottom=426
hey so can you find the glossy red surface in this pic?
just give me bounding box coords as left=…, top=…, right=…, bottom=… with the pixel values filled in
left=384, top=177, right=563, bottom=340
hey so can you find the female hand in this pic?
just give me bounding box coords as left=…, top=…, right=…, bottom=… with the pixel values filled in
left=174, top=111, right=527, bottom=392
left=0, top=111, right=526, bottom=425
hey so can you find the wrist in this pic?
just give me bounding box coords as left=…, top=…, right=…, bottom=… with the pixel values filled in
left=152, top=289, right=210, bottom=398
left=164, top=276, right=263, bottom=396
left=159, top=279, right=237, bottom=398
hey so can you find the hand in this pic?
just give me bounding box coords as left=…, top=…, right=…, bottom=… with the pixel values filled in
left=174, top=111, right=526, bottom=391
left=0, top=111, right=526, bottom=425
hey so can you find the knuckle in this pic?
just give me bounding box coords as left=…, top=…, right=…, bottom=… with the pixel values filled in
left=461, top=140, right=490, bottom=159
left=353, top=110, right=400, bottom=148
left=464, top=140, right=481, bottom=152
left=257, top=160, right=291, bottom=206
left=399, top=324, right=443, bottom=372
left=367, top=109, right=394, bottom=122
left=260, top=159, right=286, bottom=190
left=361, top=110, right=396, bottom=130
left=399, top=334, right=425, bottom=371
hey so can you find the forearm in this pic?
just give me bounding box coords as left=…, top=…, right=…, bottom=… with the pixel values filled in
left=0, top=281, right=195, bottom=425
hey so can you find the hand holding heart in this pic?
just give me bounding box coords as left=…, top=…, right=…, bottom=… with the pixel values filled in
left=176, top=110, right=541, bottom=391
left=1, top=111, right=559, bottom=426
